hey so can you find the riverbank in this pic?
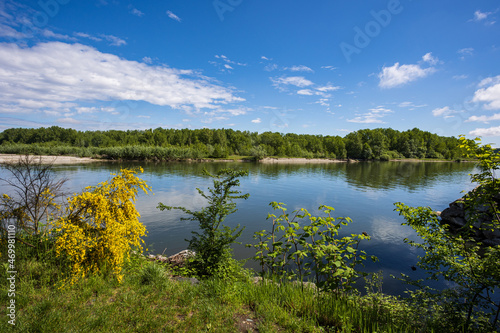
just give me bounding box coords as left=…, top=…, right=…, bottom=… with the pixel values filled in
left=0, top=153, right=469, bottom=165
left=0, top=154, right=98, bottom=165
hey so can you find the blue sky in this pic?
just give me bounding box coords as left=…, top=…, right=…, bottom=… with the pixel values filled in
left=1, top=0, right=500, bottom=145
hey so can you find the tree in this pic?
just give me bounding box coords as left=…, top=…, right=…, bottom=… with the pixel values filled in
left=0, top=155, right=67, bottom=241
left=394, top=136, right=500, bottom=332
left=157, top=169, right=249, bottom=278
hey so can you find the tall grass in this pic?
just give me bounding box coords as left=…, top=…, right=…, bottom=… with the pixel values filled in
left=0, top=235, right=433, bottom=332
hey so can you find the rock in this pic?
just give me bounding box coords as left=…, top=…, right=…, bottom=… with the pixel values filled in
left=439, top=187, right=500, bottom=246
left=172, top=277, right=199, bottom=285
left=146, top=250, right=195, bottom=267
left=167, top=250, right=195, bottom=268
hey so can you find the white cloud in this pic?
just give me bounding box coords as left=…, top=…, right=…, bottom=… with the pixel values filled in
left=316, top=85, right=340, bottom=92
left=74, top=32, right=102, bottom=42
left=347, top=107, right=392, bottom=123
left=0, top=42, right=243, bottom=115
left=458, top=48, right=474, bottom=60
left=100, top=34, right=126, bottom=46
left=211, top=54, right=246, bottom=72
left=261, top=56, right=270, bottom=60
left=432, top=106, right=461, bottom=117
left=0, top=23, right=26, bottom=38
left=131, top=8, right=144, bottom=17
left=470, top=126, right=500, bottom=137
left=41, top=29, right=76, bottom=41
left=166, top=10, right=182, bottom=22
left=422, top=52, right=439, bottom=65
left=285, top=65, right=313, bottom=72
left=398, top=101, right=426, bottom=108
left=142, top=57, right=153, bottom=64
left=271, top=76, right=314, bottom=89
left=251, top=118, right=262, bottom=123
left=473, top=76, right=500, bottom=110
left=453, top=74, right=468, bottom=80
left=57, top=117, right=81, bottom=124
left=378, top=59, right=436, bottom=89
left=474, top=10, right=490, bottom=21
left=321, top=66, right=337, bottom=71
left=75, top=32, right=126, bottom=46
left=264, top=63, right=278, bottom=72
left=466, top=113, right=500, bottom=123
left=471, top=10, right=496, bottom=24
left=297, top=89, right=314, bottom=95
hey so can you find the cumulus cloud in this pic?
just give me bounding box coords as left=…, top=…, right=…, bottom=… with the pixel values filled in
left=166, top=10, right=182, bottom=22
left=422, top=52, right=439, bottom=65
left=297, top=89, right=314, bottom=95
left=251, top=118, right=262, bottom=123
left=378, top=54, right=437, bottom=89
left=470, top=126, right=500, bottom=137
left=432, top=106, right=461, bottom=118
left=466, top=114, right=500, bottom=123
left=0, top=42, right=243, bottom=115
left=347, top=106, right=392, bottom=123
left=471, top=10, right=496, bottom=24
left=473, top=75, right=500, bottom=110
left=379, top=61, right=435, bottom=89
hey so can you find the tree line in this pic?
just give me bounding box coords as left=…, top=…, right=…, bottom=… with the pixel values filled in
left=0, top=126, right=463, bottom=160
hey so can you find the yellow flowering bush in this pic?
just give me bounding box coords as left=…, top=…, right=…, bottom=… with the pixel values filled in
left=53, top=168, right=151, bottom=286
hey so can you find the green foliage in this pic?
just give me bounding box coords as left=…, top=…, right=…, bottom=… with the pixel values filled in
left=394, top=136, right=500, bottom=332
left=157, top=169, right=249, bottom=279
left=139, top=262, right=168, bottom=286
left=248, top=202, right=376, bottom=293
left=0, top=126, right=462, bottom=161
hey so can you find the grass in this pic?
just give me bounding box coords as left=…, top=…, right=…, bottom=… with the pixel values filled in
left=0, top=240, right=435, bottom=333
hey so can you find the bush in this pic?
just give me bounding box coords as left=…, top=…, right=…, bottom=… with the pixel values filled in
left=157, top=169, right=249, bottom=279
left=53, top=168, right=152, bottom=286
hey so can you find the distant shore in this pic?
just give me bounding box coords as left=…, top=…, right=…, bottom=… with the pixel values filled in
left=0, top=153, right=469, bottom=165
left=0, top=154, right=98, bottom=165
left=258, top=157, right=347, bottom=164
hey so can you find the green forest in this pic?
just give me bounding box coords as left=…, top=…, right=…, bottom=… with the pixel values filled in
left=0, top=126, right=463, bottom=161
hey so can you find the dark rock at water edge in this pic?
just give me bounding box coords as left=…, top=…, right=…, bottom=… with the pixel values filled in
left=438, top=188, right=500, bottom=246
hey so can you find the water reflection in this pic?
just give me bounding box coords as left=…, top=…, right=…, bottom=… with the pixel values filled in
left=0, top=160, right=476, bottom=295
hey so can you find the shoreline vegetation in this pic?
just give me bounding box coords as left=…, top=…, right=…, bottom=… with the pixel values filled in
left=0, top=126, right=465, bottom=163
left=0, top=153, right=470, bottom=165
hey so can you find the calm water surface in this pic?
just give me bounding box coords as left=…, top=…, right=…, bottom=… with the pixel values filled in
left=0, top=160, right=477, bottom=295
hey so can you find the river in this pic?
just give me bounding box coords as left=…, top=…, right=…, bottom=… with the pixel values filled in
left=0, top=160, right=477, bottom=295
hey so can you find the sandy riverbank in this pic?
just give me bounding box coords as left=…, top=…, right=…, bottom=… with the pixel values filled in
left=0, top=154, right=99, bottom=165
left=259, top=157, right=347, bottom=164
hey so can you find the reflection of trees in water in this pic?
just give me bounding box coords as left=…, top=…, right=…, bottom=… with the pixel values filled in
left=344, top=162, right=475, bottom=191
left=23, top=161, right=476, bottom=193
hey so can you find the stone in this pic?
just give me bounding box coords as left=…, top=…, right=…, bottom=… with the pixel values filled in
left=439, top=187, right=500, bottom=246
left=167, top=250, right=195, bottom=267
left=172, top=277, right=199, bottom=285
